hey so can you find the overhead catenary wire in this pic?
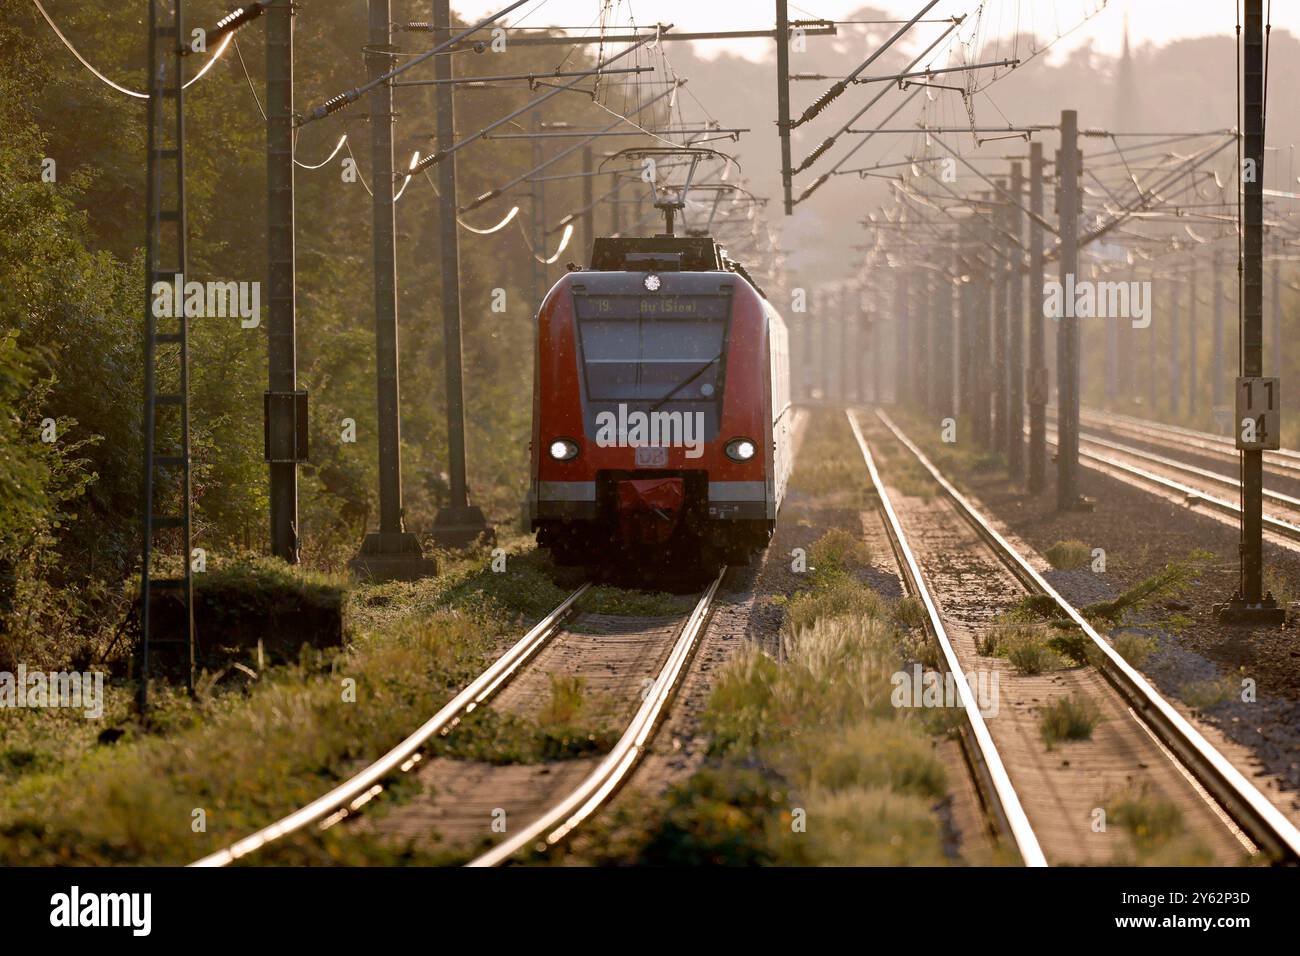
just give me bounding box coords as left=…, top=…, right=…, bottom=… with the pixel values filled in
left=30, top=0, right=148, bottom=98
left=232, top=35, right=266, bottom=120
left=412, top=30, right=663, bottom=174
left=516, top=216, right=574, bottom=263
left=30, top=0, right=242, bottom=98
left=793, top=18, right=962, bottom=187
left=792, top=0, right=943, bottom=129
left=300, top=0, right=537, bottom=125
left=295, top=134, right=349, bottom=170
left=459, top=80, right=682, bottom=212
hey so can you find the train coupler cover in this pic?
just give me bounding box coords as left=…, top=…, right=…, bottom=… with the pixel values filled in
left=616, top=477, right=685, bottom=545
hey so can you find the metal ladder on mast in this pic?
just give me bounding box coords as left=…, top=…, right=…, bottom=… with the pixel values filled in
left=138, top=0, right=195, bottom=710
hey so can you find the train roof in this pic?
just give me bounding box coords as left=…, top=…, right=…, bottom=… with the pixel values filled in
left=590, top=236, right=723, bottom=272
left=585, top=236, right=767, bottom=298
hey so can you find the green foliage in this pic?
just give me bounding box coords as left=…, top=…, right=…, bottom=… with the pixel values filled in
left=784, top=573, right=886, bottom=636
left=570, top=459, right=958, bottom=866
left=537, top=673, right=587, bottom=726
left=0, top=2, right=663, bottom=669
left=785, top=410, right=873, bottom=505
left=1105, top=787, right=1215, bottom=865
left=0, top=334, right=103, bottom=669
left=809, top=527, right=872, bottom=574
left=1046, top=629, right=1093, bottom=666
left=1039, top=694, right=1102, bottom=748
left=433, top=547, right=571, bottom=622
left=1082, top=553, right=1209, bottom=626
left=578, top=585, right=694, bottom=617
left=1263, top=567, right=1294, bottom=607
left=978, top=622, right=1068, bottom=674
left=428, top=706, right=616, bottom=765
left=1180, top=676, right=1237, bottom=711
left=1045, top=539, right=1092, bottom=570
left=891, top=595, right=928, bottom=629
left=576, top=768, right=791, bottom=867
left=0, top=581, right=523, bottom=864
left=1112, top=630, right=1158, bottom=669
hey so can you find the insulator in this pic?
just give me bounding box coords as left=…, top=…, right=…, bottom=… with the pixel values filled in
left=794, top=139, right=833, bottom=175
left=212, top=3, right=265, bottom=39
left=795, top=174, right=829, bottom=206
left=418, top=150, right=446, bottom=172
left=463, top=189, right=500, bottom=212
left=311, top=90, right=354, bottom=122
left=795, top=81, right=846, bottom=128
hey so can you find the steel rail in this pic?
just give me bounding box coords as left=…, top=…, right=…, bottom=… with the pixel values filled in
left=189, top=582, right=592, bottom=867
left=846, top=412, right=1047, bottom=867
left=1079, top=407, right=1300, bottom=474
left=468, top=567, right=726, bottom=866
left=1072, top=430, right=1300, bottom=511
left=879, top=410, right=1300, bottom=863
left=1041, top=428, right=1300, bottom=544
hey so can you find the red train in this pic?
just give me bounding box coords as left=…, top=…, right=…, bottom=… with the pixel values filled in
left=527, top=234, right=792, bottom=566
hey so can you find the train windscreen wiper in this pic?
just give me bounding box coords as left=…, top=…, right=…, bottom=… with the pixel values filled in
left=649, top=352, right=723, bottom=412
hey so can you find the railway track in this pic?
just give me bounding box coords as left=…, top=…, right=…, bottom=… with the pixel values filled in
left=858, top=408, right=1300, bottom=865
left=846, top=412, right=1047, bottom=866
left=468, top=568, right=723, bottom=866
left=1041, top=421, right=1300, bottom=547
left=190, top=583, right=592, bottom=866
left=1076, top=407, right=1300, bottom=478
left=192, top=571, right=725, bottom=867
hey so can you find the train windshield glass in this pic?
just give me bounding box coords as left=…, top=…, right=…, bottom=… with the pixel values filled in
left=574, top=292, right=732, bottom=404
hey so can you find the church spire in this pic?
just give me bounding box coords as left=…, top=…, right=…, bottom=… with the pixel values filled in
left=1112, top=10, right=1140, bottom=133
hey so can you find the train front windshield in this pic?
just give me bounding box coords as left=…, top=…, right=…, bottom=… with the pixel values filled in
left=573, top=291, right=733, bottom=407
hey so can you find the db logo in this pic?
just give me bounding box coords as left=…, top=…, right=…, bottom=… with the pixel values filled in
left=635, top=446, right=668, bottom=468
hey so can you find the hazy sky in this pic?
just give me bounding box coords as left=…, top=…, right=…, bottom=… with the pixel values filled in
left=454, top=0, right=1291, bottom=61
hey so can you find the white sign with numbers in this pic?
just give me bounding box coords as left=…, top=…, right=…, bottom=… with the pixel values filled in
left=1236, top=376, right=1280, bottom=450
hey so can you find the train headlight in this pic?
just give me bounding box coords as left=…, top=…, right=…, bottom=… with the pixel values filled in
left=725, top=438, right=756, bottom=462
left=548, top=438, right=580, bottom=461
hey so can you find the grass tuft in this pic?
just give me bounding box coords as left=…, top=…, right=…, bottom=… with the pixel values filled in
left=809, top=527, right=872, bottom=574
left=1104, top=786, right=1215, bottom=865
left=1180, top=676, right=1237, bottom=711
left=891, top=595, right=928, bottom=629
left=1112, top=630, right=1158, bottom=669
left=978, top=622, right=1064, bottom=674
left=1045, top=539, right=1092, bottom=570
left=578, top=586, right=692, bottom=617
left=538, top=673, right=587, bottom=726
left=1082, top=553, right=1209, bottom=626
left=784, top=574, right=885, bottom=637
left=1039, top=693, right=1102, bottom=748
